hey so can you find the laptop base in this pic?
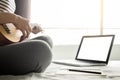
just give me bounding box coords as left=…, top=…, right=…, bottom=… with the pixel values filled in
left=52, top=60, right=106, bottom=67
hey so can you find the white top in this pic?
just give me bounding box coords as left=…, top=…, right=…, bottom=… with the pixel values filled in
left=0, top=0, right=16, bottom=13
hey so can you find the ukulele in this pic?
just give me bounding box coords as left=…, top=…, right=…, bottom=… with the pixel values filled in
left=0, top=23, right=22, bottom=46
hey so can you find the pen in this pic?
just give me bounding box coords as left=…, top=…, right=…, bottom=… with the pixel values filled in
left=68, top=69, right=102, bottom=74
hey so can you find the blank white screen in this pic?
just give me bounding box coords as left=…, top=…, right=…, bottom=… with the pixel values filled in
left=77, top=36, right=113, bottom=61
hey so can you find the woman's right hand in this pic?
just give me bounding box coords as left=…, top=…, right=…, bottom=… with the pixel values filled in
left=14, top=16, right=32, bottom=40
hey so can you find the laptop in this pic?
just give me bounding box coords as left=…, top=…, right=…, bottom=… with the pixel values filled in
left=52, top=35, right=115, bottom=67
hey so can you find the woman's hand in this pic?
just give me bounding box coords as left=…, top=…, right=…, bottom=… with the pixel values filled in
left=30, top=23, right=43, bottom=34
left=0, top=12, right=32, bottom=41
left=14, top=16, right=32, bottom=40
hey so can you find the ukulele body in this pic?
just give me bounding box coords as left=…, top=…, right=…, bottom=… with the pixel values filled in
left=0, top=23, right=22, bottom=46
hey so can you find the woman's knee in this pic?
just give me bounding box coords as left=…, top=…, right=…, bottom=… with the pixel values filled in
left=28, top=40, right=52, bottom=72
left=32, top=35, right=53, bottom=48
left=23, top=40, right=53, bottom=73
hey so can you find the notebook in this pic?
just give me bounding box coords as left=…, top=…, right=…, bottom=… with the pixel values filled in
left=53, top=35, right=115, bottom=67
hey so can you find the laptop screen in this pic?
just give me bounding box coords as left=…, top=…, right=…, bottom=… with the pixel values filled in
left=76, top=35, right=115, bottom=63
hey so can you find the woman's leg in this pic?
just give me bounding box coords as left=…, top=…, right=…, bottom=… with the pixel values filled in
left=0, top=40, right=52, bottom=75
left=31, top=35, right=53, bottom=48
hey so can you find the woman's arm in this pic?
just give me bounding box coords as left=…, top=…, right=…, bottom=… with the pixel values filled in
left=0, top=12, right=31, bottom=40
left=0, top=12, right=17, bottom=24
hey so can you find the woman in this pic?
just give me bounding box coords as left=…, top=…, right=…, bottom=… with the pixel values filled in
left=0, top=0, right=53, bottom=75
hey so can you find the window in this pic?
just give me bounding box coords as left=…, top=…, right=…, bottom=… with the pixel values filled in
left=31, top=0, right=120, bottom=45
left=103, top=0, right=120, bottom=44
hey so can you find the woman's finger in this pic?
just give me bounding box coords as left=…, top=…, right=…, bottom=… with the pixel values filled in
left=20, top=29, right=27, bottom=39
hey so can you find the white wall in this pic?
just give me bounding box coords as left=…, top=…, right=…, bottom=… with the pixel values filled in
left=52, top=45, right=120, bottom=60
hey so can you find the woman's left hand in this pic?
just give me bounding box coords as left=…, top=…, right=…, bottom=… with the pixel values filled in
left=31, top=23, right=43, bottom=34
